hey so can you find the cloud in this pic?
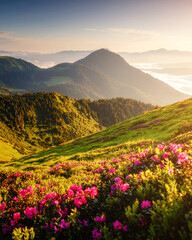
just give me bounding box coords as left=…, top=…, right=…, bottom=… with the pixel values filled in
left=0, top=32, right=13, bottom=37
left=0, top=32, right=17, bottom=45
left=0, top=38, right=15, bottom=44
left=85, top=27, right=161, bottom=41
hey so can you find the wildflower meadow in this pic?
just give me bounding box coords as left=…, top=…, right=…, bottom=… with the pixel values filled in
left=1, top=142, right=192, bottom=239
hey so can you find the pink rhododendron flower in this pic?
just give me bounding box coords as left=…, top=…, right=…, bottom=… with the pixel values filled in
left=160, top=163, right=164, bottom=168
left=85, top=186, right=98, bottom=197
left=134, top=160, right=141, bottom=165
left=119, top=183, right=130, bottom=192
left=168, top=168, right=174, bottom=175
left=113, top=220, right=122, bottom=230
left=26, top=186, right=33, bottom=195
left=39, top=200, right=46, bottom=209
left=109, top=168, right=116, bottom=173
left=114, top=177, right=122, bottom=183
left=70, top=184, right=82, bottom=192
left=139, top=152, right=146, bottom=158
left=163, top=152, right=169, bottom=160
left=13, top=212, right=20, bottom=222
left=24, top=207, right=38, bottom=219
left=111, top=184, right=116, bottom=191
left=145, top=149, right=149, bottom=154
left=59, top=219, right=69, bottom=229
left=126, top=175, right=129, bottom=179
left=177, top=152, right=189, bottom=164
left=19, top=189, right=27, bottom=198
left=52, top=200, right=59, bottom=206
left=66, top=189, right=74, bottom=198
left=94, top=215, right=106, bottom=223
left=10, top=220, right=15, bottom=226
left=78, top=219, right=88, bottom=226
left=141, top=200, right=151, bottom=209
left=123, top=225, right=127, bottom=232
left=58, top=207, right=68, bottom=217
left=92, top=228, right=102, bottom=240
left=157, top=144, right=165, bottom=151
left=19, top=186, right=33, bottom=198
left=90, top=187, right=98, bottom=197
left=0, top=202, right=6, bottom=212
left=151, top=154, right=159, bottom=162
left=74, top=193, right=87, bottom=208
left=41, top=187, right=47, bottom=192
left=54, top=226, right=59, bottom=234
left=170, top=143, right=183, bottom=154
left=44, top=192, right=58, bottom=201
left=13, top=197, right=19, bottom=201
left=14, top=172, right=21, bottom=177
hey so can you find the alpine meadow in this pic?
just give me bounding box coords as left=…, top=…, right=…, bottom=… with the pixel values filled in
left=1, top=0, right=192, bottom=239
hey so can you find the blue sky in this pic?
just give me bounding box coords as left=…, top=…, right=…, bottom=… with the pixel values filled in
left=1, top=0, right=192, bottom=52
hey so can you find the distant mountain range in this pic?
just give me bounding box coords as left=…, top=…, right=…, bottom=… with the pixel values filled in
left=0, top=49, right=190, bottom=105
left=1, top=48, right=192, bottom=67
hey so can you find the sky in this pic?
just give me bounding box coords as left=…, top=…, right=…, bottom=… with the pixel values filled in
left=1, top=0, right=192, bottom=53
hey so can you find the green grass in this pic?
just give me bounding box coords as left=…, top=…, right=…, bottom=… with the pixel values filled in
left=3, top=97, right=192, bottom=170
left=45, top=76, right=72, bottom=86
left=0, top=138, right=22, bottom=163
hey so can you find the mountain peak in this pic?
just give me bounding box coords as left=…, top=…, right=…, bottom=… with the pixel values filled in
left=83, top=48, right=119, bottom=58
left=76, top=48, right=130, bottom=71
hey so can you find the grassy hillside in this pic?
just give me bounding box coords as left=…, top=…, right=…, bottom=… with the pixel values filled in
left=0, top=56, right=39, bottom=89
left=0, top=92, right=103, bottom=160
left=78, top=98, right=153, bottom=127
left=0, top=92, right=153, bottom=162
left=1, top=99, right=192, bottom=239
left=3, top=97, right=192, bottom=170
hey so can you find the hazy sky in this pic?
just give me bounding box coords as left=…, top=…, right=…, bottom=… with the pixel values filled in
left=1, top=0, right=192, bottom=52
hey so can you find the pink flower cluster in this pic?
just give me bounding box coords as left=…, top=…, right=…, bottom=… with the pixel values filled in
left=111, top=177, right=130, bottom=192
left=170, top=143, right=183, bottom=154
left=157, top=144, right=165, bottom=151
left=92, top=228, right=102, bottom=240
left=177, top=152, right=189, bottom=164
left=134, top=159, right=142, bottom=165
left=54, top=219, right=70, bottom=233
left=13, top=212, right=20, bottom=222
left=19, top=186, right=33, bottom=198
left=113, top=220, right=127, bottom=231
left=65, top=184, right=98, bottom=208
left=0, top=202, right=6, bottom=212
left=78, top=219, right=88, bottom=226
left=24, top=207, right=38, bottom=219
left=94, top=214, right=106, bottom=223
left=168, top=168, right=174, bottom=175
left=141, top=200, right=151, bottom=209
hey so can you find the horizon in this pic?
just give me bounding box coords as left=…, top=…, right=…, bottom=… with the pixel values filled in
left=1, top=47, right=192, bottom=54
left=1, top=0, right=192, bottom=53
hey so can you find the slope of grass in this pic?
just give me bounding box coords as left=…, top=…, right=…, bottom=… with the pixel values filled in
left=3, top=97, right=192, bottom=170
left=45, top=76, right=72, bottom=87
left=1, top=98, right=192, bottom=239
left=0, top=92, right=154, bottom=163
left=0, top=138, right=22, bottom=163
